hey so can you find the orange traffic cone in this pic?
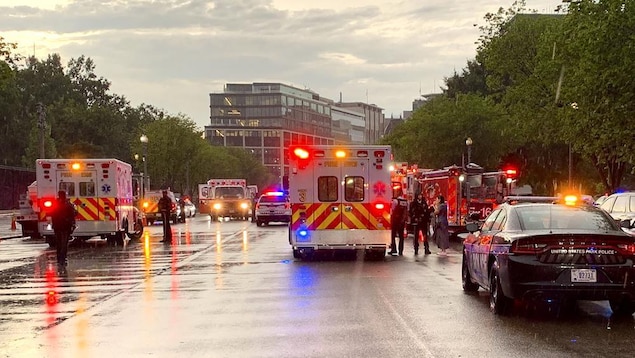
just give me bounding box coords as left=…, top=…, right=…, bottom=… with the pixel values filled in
left=10, top=213, right=17, bottom=231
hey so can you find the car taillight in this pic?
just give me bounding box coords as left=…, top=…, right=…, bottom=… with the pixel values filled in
left=616, top=244, right=635, bottom=255
left=375, top=203, right=385, bottom=210
left=510, top=241, right=547, bottom=254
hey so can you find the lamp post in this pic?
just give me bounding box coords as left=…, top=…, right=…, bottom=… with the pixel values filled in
left=140, top=134, right=148, bottom=197
left=465, top=137, right=473, bottom=166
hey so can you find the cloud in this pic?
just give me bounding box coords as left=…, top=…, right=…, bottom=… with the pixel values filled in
left=0, top=0, right=560, bottom=127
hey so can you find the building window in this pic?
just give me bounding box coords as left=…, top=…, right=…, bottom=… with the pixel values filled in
left=318, top=176, right=338, bottom=202
left=244, top=131, right=262, bottom=146
left=263, top=130, right=281, bottom=147
left=264, top=149, right=280, bottom=164
left=225, top=130, right=243, bottom=146
left=209, top=129, right=225, bottom=146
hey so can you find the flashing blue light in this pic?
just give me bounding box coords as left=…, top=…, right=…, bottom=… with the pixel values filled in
left=266, top=191, right=284, bottom=196
left=296, top=227, right=310, bottom=242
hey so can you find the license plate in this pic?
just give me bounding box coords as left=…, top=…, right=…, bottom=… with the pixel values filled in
left=571, top=269, right=596, bottom=283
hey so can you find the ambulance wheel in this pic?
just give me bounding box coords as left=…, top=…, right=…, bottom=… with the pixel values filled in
left=127, top=218, right=144, bottom=241
left=293, top=249, right=300, bottom=258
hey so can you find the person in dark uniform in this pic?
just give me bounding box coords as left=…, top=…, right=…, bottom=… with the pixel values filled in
left=158, top=189, right=173, bottom=243
left=390, top=191, right=408, bottom=256
left=409, top=192, right=432, bottom=255
left=51, top=190, right=77, bottom=267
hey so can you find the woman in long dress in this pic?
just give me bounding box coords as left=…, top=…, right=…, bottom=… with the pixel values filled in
left=433, top=195, right=450, bottom=255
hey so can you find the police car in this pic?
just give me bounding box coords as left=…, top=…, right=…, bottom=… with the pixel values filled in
left=254, top=191, right=291, bottom=226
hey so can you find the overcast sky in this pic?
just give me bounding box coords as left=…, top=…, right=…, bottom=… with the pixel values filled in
left=1, top=0, right=561, bottom=129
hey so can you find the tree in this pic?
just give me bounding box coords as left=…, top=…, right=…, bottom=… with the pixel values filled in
left=553, top=0, right=635, bottom=192
left=382, top=95, right=509, bottom=171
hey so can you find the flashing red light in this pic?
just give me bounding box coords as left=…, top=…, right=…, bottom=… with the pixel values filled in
left=43, top=200, right=54, bottom=208
left=293, top=148, right=310, bottom=160
left=375, top=203, right=385, bottom=210
left=265, top=191, right=284, bottom=196
left=505, top=168, right=518, bottom=176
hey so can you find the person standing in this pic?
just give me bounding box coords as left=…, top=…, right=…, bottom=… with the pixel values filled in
left=434, top=195, right=450, bottom=255
left=409, top=193, right=432, bottom=255
left=390, top=191, right=408, bottom=256
left=158, top=190, right=173, bottom=243
left=51, top=190, right=77, bottom=267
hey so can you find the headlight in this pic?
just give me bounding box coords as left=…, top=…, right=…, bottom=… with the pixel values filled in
left=213, top=203, right=222, bottom=210
left=240, top=202, right=249, bottom=209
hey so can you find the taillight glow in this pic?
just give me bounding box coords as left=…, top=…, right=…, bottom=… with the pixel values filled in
left=43, top=200, right=53, bottom=208
left=375, top=203, right=385, bottom=210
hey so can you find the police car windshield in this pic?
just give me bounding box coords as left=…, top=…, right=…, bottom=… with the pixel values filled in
left=516, top=205, right=619, bottom=231
left=215, top=187, right=244, bottom=199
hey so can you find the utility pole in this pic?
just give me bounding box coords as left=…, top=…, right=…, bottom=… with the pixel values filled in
left=36, top=102, right=46, bottom=158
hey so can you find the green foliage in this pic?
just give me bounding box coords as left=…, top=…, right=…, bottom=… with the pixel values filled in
left=383, top=95, right=509, bottom=170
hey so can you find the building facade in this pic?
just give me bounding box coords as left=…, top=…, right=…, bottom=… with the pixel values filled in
left=336, top=102, right=385, bottom=144
left=205, top=83, right=334, bottom=183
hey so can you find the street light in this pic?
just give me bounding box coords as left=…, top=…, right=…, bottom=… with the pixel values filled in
left=465, top=137, right=473, bottom=215
left=140, top=134, right=148, bottom=197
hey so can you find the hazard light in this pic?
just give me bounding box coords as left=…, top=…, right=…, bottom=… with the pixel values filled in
left=335, top=150, right=346, bottom=158
left=71, top=162, right=81, bottom=170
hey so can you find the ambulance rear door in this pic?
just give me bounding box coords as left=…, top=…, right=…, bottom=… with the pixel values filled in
left=313, top=148, right=369, bottom=243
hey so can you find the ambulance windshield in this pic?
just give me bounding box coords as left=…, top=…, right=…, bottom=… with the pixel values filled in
left=215, top=187, right=244, bottom=199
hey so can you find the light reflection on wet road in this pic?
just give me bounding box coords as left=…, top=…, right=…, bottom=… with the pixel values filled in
left=1, top=216, right=635, bottom=357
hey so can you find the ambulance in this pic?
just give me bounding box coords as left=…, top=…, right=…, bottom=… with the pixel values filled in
left=199, top=179, right=251, bottom=221
left=288, top=145, right=392, bottom=260
left=35, top=158, right=142, bottom=247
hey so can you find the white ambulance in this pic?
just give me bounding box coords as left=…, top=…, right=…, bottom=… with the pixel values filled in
left=288, top=145, right=392, bottom=260
left=35, top=158, right=142, bottom=247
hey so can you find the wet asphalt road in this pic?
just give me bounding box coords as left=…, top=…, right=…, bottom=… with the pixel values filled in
left=1, top=215, right=635, bottom=358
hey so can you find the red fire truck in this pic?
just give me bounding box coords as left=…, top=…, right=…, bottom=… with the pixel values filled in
left=415, top=163, right=515, bottom=236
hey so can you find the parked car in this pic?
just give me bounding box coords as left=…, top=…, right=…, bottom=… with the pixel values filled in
left=599, top=191, right=635, bottom=224
left=462, top=195, right=635, bottom=316
left=254, top=191, right=291, bottom=226
left=181, top=198, right=197, bottom=218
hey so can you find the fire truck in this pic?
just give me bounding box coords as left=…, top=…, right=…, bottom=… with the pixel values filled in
left=35, top=158, right=143, bottom=247
left=415, top=163, right=514, bottom=236
left=288, top=145, right=392, bottom=260
left=198, top=179, right=251, bottom=221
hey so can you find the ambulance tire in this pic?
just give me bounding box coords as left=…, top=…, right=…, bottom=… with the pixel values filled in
left=293, top=249, right=300, bottom=258
left=127, top=218, right=144, bottom=241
